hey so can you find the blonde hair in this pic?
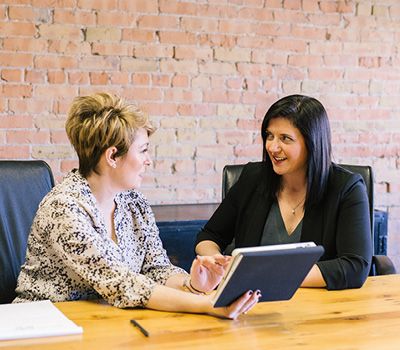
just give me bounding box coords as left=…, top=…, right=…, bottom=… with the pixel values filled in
left=65, top=92, right=155, bottom=177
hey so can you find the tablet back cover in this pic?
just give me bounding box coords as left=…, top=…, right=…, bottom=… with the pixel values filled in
left=213, top=245, right=324, bottom=307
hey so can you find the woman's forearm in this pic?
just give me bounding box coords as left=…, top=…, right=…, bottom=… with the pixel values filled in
left=145, top=284, right=211, bottom=314
left=300, top=264, right=326, bottom=288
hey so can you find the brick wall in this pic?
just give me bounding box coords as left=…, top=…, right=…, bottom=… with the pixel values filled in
left=1, top=0, right=399, bottom=270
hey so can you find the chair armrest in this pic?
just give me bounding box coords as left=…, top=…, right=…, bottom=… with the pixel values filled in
left=373, top=255, right=397, bottom=275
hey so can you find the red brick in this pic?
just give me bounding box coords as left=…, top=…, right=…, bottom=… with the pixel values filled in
left=180, top=17, right=218, bottom=32
left=0, top=146, right=30, bottom=159
left=8, top=6, right=35, bottom=20
left=32, top=0, right=75, bottom=7
left=38, top=24, right=82, bottom=40
left=48, top=40, right=91, bottom=55
left=203, top=90, right=241, bottom=103
left=34, top=55, right=78, bottom=69
left=196, top=159, right=215, bottom=174
left=96, top=11, right=137, bottom=26
left=254, top=22, right=291, bottom=36
left=0, top=115, right=33, bottom=128
left=7, top=130, right=50, bottom=144
left=0, top=22, right=36, bottom=36
left=61, top=159, right=79, bottom=173
left=92, top=43, right=132, bottom=56
left=135, top=45, right=173, bottom=59
left=68, top=72, right=90, bottom=85
left=146, top=103, right=178, bottom=117
left=159, top=0, right=198, bottom=15
left=119, top=0, right=158, bottom=12
left=121, top=58, right=158, bottom=72
left=238, top=7, right=273, bottom=21
left=3, top=37, right=47, bottom=52
left=47, top=71, right=66, bottom=84
left=138, top=15, right=179, bottom=30
left=219, top=20, right=254, bottom=34
left=237, top=63, right=273, bottom=76
left=110, top=72, right=130, bottom=85
left=217, top=130, right=253, bottom=145
left=1, top=69, right=22, bottom=82
left=54, top=9, right=96, bottom=25
left=77, top=0, right=118, bottom=10
left=271, top=38, right=307, bottom=53
left=132, top=73, right=150, bottom=85
left=196, top=145, right=234, bottom=159
left=160, top=60, right=198, bottom=74
left=174, top=47, right=213, bottom=60
left=34, top=85, right=77, bottom=99
left=122, top=87, right=162, bottom=101
left=3, top=84, right=32, bottom=98
left=171, top=74, right=189, bottom=87
left=152, top=74, right=170, bottom=87
left=25, top=70, right=46, bottom=83
left=234, top=144, right=263, bottom=158
left=302, top=0, right=319, bottom=12
left=85, top=27, right=121, bottom=41
left=79, top=56, right=119, bottom=70
left=122, top=29, right=156, bottom=42
left=89, top=72, right=109, bottom=85
left=164, top=89, right=202, bottom=103
left=159, top=31, right=197, bottom=45
left=8, top=98, right=51, bottom=113
left=0, top=53, right=33, bottom=67
left=51, top=130, right=70, bottom=144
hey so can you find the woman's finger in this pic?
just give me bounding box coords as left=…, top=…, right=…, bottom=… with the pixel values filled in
left=238, top=290, right=261, bottom=314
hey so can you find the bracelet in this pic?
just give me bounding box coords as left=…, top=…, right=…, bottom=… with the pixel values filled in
left=182, top=277, right=205, bottom=295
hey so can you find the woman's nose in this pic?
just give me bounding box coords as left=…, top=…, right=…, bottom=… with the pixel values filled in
left=145, top=154, right=152, bottom=166
left=267, top=140, right=281, bottom=153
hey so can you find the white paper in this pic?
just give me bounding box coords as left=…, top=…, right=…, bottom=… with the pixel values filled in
left=0, top=300, right=83, bottom=341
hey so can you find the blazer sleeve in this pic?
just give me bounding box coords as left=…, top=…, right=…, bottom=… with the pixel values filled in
left=316, top=176, right=372, bottom=290
left=195, top=163, right=256, bottom=252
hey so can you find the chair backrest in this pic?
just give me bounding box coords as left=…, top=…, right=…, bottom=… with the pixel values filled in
left=0, top=160, right=54, bottom=303
left=222, top=163, right=374, bottom=232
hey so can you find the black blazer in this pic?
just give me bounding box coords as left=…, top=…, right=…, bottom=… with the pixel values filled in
left=196, top=162, right=372, bottom=290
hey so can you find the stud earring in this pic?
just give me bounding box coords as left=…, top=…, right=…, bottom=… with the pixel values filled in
left=112, top=163, right=116, bottom=168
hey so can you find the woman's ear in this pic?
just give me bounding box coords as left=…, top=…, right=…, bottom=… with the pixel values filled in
left=105, top=146, right=118, bottom=169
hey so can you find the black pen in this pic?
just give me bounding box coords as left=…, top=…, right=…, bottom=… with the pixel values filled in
left=130, top=319, right=149, bottom=337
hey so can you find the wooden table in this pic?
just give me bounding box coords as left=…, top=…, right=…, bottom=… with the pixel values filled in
left=2, top=275, right=400, bottom=349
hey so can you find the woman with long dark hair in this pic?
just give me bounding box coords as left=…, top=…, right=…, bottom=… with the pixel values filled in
left=195, top=95, right=372, bottom=290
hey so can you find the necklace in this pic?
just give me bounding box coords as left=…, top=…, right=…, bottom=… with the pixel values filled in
left=291, top=198, right=305, bottom=215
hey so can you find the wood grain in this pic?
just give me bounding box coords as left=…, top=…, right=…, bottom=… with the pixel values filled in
left=2, top=275, right=400, bottom=350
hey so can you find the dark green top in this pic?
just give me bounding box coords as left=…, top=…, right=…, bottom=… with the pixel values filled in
left=260, top=201, right=302, bottom=245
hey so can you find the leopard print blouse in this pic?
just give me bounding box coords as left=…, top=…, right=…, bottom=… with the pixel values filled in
left=14, top=169, right=187, bottom=307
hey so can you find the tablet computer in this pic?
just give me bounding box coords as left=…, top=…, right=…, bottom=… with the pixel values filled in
left=212, top=242, right=325, bottom=307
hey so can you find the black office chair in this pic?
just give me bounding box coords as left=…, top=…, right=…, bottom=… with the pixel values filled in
left=222, top=163, right=396, bottom=276
left=0, top=160, right=55, bottom=303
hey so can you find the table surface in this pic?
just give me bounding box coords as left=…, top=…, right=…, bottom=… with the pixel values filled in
left=2, top=274, right=400, bottom=350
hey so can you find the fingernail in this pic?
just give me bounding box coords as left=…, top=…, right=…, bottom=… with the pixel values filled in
left=248, top=291, right=253, bottom=296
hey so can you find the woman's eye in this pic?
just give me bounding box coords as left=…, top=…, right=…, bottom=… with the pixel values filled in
left=282, top=135, right=293, bottom=142
left=266, top=132, right=274, bottom=140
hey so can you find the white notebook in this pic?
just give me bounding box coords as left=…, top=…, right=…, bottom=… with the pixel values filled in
left=0, top=300, right=83, bottom=341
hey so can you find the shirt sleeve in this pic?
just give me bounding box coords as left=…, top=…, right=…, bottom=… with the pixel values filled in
left=135, top=196, right=188, bottom=283
left=316, top=178, right=372, bottom=290
left=40, top=196, right=160, bottom=308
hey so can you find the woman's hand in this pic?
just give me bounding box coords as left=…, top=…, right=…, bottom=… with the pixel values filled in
left=207, top=290, right=261, bottom=320
left=189, top=254, right=231, bottom=293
